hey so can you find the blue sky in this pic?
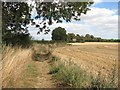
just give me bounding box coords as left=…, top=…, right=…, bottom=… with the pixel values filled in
left=28, top=1, right=118, bottom=40
left=92, top=2, right=118, bottom=14
left=92, top=2, right=118, bottom=9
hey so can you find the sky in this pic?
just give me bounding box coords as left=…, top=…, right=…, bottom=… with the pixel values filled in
left=28, top=0, right=119, bottom=40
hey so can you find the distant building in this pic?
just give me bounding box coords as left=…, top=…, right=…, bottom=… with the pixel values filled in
left=73, top=39, right=77, bottom=42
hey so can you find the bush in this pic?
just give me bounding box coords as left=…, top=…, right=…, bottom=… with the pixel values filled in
left=3, top=33, right=33, bottom=48
left=49, top=58, right=89, bottom=87
left=52, top=56, right=61, bottom=61
left=33, top=40, right=55, bottom=44
left=49, top=67, right=59, bottom=74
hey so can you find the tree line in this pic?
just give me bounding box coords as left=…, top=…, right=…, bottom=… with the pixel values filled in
left=2, top=1, right=94, bottom=47
left=51, top=27, right=120, bottom=43
left=67, top=33, right=120, bottom=42
left=2, top=1, right=119, bottom=47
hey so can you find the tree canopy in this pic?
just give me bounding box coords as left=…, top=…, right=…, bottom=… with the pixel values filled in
left=67, top=33, right=75, bottom=41
left=67, top=33, right=120, bottom=42
left=2, top=2, right=32, bottom=46
left=52, top=27, right=67, bottom=41
left=2, top=0, right=94, bottom=45
left=34, top=1, right=94, bottom=34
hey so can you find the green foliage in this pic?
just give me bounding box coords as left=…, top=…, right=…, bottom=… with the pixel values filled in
left=49, top=67, right=59, bottom=74
left=33, top=40, right=55, bottom=44
left=3, top=32, right=33, bottom=48
left=50, top=60, right=89, bottom=87
left=52, top=56, right=61, bottom=61
left=75, top=34, right=81, bottom=42
left=52, top=27, right=67, bottom=41
left=2, top=2, right=31, bottom=33
left=2, top=1, right=94, bottom=46
left=89, top=66, right=118, bottom=88
left=49, top=56, right=118, bottom=88
left=67, top=33, right=120, bottom=43
left=34, top=1, right=94, bottom=34
left=67, top=33, right=75, bottom=42
left=2, top=2, right=32, bottom=47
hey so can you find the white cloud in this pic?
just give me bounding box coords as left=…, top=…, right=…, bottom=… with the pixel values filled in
left=28, top=7, right=118, bottom=40
left=28, top=26, right=52, bottom=40
left=93, top=0, right=103, bottom=5
left=80, top=7, right=118, bottom=39
left=49, top=23, right=92, bottom=35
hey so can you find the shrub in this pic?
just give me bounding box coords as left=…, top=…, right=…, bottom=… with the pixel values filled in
left=52, top=56, right=61, bottom=61
left=3, top=33, right=33, bottom=48
left=49, top=67, right=59, bottom=74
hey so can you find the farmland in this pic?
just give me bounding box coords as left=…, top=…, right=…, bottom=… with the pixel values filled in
left=52, top=42, right=119, bottom=78
left=2, top=42, right=119, bottom=88
left=2, top=1, right=119, bottom=89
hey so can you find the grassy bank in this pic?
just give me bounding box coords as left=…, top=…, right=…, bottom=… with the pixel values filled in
left=2, top=44, right=33, bottom=87
left=2, top=43, right=55, bottom=88
left=49, top=56, right=118, bottom=88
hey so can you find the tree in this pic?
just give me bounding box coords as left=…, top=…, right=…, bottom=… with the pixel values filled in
left=34, top=1, right=94, bottom=34
left=52, top=27, right=67, bottom=41
left=67, top=33, right=75, bottom=41
left=2, top=2, right=32, bottom=46
left=81, top=35, right=85, bottom=42
left=75, top=34, right=81, bottom=42
left=97, top=38, right=102, bottom=42
left=2, top=1, right=94, bottom=45
left=90, top=35, right=94, bottom=39
left=85, top=34, right=91, bottom=39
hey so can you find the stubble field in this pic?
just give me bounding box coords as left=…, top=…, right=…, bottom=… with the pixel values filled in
left=52, top=42, right=119, bottom=78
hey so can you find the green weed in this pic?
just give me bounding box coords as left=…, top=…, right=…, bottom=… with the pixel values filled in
left=49, top=56, right=118, bottom=88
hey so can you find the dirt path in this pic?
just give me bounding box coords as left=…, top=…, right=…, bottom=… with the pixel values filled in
left=17, top=44, right=56, bottom=88
left=34, top=60, right=55, bottom=88
left=15, top=59, right=55, bottom=88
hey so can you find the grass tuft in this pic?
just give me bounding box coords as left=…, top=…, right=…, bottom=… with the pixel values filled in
left=49, top=56, right=118, bottom=88
left=2, top=44, right=33, bottom=88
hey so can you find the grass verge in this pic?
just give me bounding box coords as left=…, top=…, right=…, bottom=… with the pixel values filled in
left=20, top=62, right=39, bottom=88
left=2, top=44, right=33, bottom=88
left=49, top=56, right=118, bottom=88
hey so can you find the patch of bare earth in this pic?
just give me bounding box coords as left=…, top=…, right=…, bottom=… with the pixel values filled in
left=15, top=59, right=55, bottom=88
left=34, top=60, right=55, bottom=88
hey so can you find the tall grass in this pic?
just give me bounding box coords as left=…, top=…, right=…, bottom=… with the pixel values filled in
left=2, top=44, right=33, bottom=87
left=49, top=56, right=118, bottom=88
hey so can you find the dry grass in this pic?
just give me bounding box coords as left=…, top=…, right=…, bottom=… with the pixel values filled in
left=2, top=44, right=33, bottom=88
left=52, top=43, right=118, bottom=85
left=1, top=42, right=66, bottom=88
left=0, top=47, right=1, bottom=89
left=49, top=56, right=118, bottom=88
left=68, top=42, right=119, bottom=46
left=1, top=43, right=56, bottom=88
left=16, top=43, right=55, bottom=88
left=2, top=42, right=118, bottom=88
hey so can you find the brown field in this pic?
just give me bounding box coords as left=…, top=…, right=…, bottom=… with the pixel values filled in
left=52, top=42, right=119, bottom=77
left=2, top=42, right=119, bottom=88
